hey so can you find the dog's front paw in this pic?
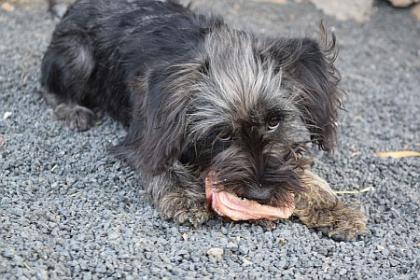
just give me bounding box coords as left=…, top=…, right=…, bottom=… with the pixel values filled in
left=54, top=104, right=96, bottom=131
left=295, top=201, right=367, bottom=241
left=159, top=193, right=212, bottom=227
left=172, top=208, right=212, bottom=227
left=317, top=206, right=367, bottom=241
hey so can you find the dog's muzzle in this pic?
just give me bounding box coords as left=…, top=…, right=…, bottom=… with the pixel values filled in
left=205, top=171, right=295, bottom=221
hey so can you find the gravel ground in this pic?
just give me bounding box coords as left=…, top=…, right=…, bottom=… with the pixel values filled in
left=1, top=0, right=419, bottom=279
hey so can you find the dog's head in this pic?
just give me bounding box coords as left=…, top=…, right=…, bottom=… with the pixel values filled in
left=128, top=26, right=341, bottom=207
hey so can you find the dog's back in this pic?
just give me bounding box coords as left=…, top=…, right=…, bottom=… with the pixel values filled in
left=41, top=0, right=221, bottom=127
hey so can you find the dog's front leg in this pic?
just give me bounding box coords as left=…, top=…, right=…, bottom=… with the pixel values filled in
left=143, top=162, right=212, bottom=226
left=293, top=170, right=367, bottom=241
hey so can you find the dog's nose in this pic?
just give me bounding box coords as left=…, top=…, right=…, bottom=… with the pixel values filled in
left=245, top=186, right=272, bottom=203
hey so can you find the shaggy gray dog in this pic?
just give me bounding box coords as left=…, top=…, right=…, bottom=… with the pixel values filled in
left=40, top=0, right=367, bottom=240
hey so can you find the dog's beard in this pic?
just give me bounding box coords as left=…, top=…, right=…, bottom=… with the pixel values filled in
left=195, top=142, right=308, bottom=221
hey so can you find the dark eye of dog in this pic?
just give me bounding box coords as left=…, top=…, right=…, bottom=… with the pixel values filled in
left=267, top=116, right=281, bottom=131
left=218, top=130, right=232, bottom=141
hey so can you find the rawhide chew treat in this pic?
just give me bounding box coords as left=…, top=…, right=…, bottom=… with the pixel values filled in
left=205, top=171, right=295, bottom=221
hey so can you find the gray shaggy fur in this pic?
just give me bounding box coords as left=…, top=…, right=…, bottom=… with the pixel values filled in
left=40, top=0, right=366, bottom=240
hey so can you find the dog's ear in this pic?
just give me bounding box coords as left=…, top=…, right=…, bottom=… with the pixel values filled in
left=263, top=27, right=342, bottom=151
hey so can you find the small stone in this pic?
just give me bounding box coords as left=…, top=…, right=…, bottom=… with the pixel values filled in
left=239, top=245, right=249, bottom=255
left=226, top=242, right=238, bottom=250
left=207, top=248, right=224, bottom=258
left=82, top=272, right=92, bottom=280
left=221, top=227, right=228, bottom=235
left=13, top=255, right=24, bottom=266
left=1, top=249, right=14, bottom=258
left=96, top=264, right=107, bottom=274
left=3, top=112, right=12, bottom=120
left=36, top=269, right=49, bottom=280
left=181, top=233, right=189, bottom=241
left=390, top=258, right=400, bottom=267
left=177, top=249, right=189, bottom=256
left=242, top=257, right=253, bottom=267
left=108, top=231, right=120, bottom=240
left=278, top=238, right=287, bottom=246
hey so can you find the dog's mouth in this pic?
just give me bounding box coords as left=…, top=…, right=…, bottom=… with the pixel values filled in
left=205, top=171, right=295, bottom=221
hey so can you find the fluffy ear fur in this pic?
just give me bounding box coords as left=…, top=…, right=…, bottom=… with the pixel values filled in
left=264, top=27, right=342, bottom=151
left=112, top=60, right=204, bottom=174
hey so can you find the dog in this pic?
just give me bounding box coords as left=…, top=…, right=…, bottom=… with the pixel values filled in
left=40, top=0, right=367, bottom=240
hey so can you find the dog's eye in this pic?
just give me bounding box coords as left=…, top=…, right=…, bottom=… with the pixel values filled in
left=267, top=116, right=281, bottom=131
left=218, top=130, right=232, bottom=141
